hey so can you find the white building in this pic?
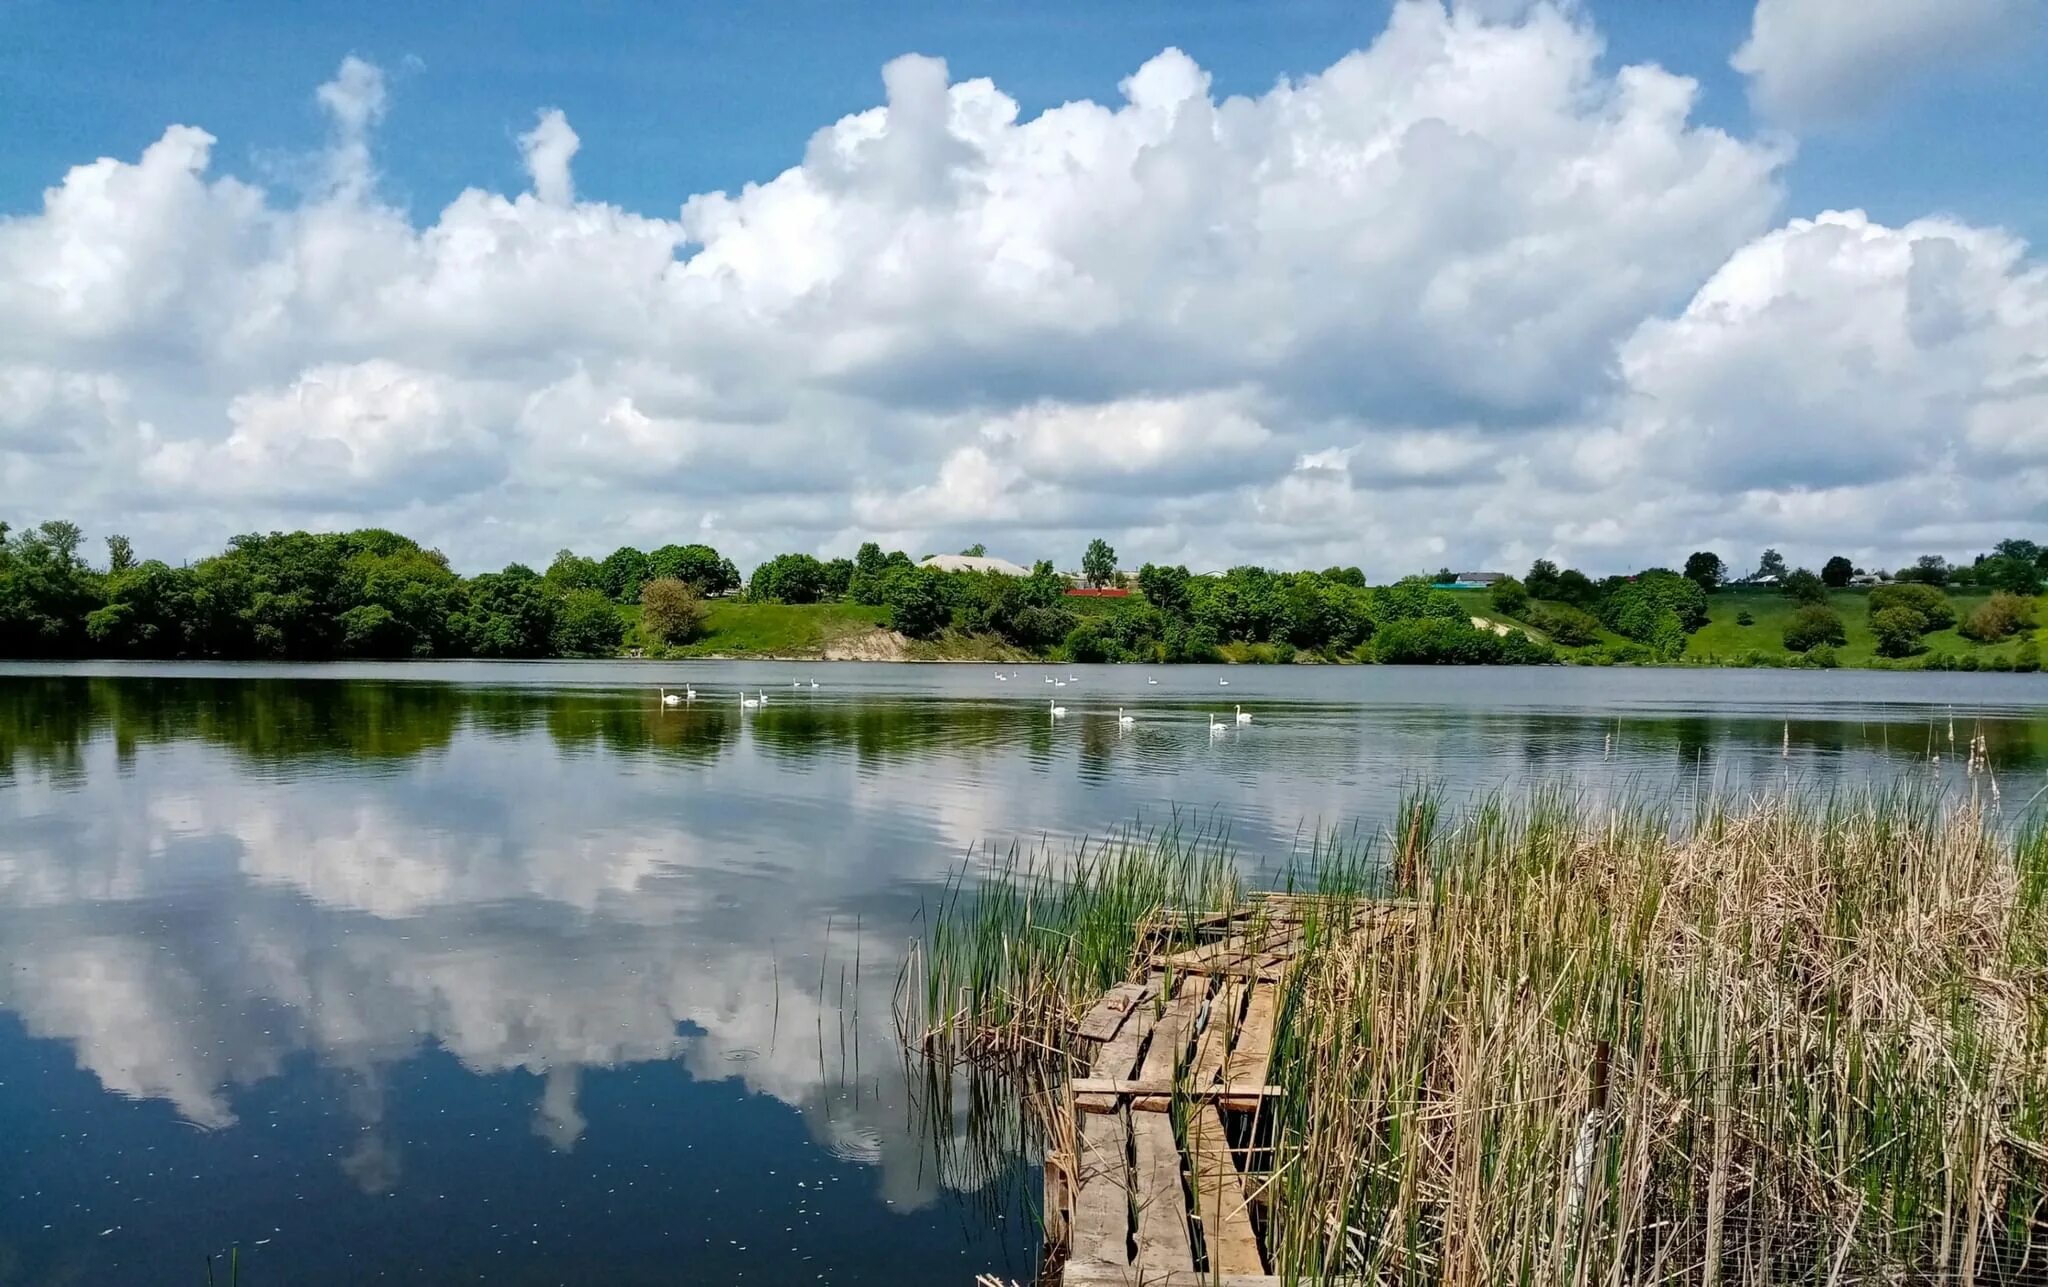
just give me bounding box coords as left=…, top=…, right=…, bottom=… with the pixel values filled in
left=918, top=554, right=1031, bottom=577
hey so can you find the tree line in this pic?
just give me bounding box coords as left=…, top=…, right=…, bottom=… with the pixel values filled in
left=8, top=518, right=2043, bottom=665
left=0, top=521, right=745, bottom=660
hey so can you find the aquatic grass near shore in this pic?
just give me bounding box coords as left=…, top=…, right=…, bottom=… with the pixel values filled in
left=907, top=816, right=1247, bottom=1060
left=912, top=786, right=2048, bottom=1284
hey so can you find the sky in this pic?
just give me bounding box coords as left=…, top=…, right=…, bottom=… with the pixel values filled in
left=2, top=0, right=2046, bottom=578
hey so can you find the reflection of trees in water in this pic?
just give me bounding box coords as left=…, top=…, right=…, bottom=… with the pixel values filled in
left=9, top=675, right=2048, bottom=789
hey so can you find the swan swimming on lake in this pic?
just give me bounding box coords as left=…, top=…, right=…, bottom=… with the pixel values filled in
left=1147, top=677, right=1158, bottom=685
left=1049, top=698, right=1067, bottom=718
left=1118, top=708, right=1135, bottom=727
left=659, top=687, right=681, bottom=707
left=1236, top=705, right=1252, bottom=725
left=809, top=678, right=819, bottom=688
left=1209, top=714, right=1228, bottom=736
left=741, top=691, right=761, bottom=709
left=1218, top=678, right=1231, bottom=686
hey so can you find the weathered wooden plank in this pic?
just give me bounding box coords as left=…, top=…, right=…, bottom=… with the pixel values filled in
left=1076, top=981, right=1152, bottom=1043
left=1069, top=1108, right=1133, bottom=1268
left=1154, top=935, right=1253, bottom=972
left=1188, top=1104, right=1263, bottom=1274
left=1069, top=1078, right=1283, bottom=1100
left=1078, top=974, right=1162, bottom=1111
left=1133, top=974, right=1208, bottom=1112
left=1221, top=981, right=1279, bottom=1112
left=1188, top=980, right=1246, bottom=1093
left=1131, top=1109, right=1194, bottom=1272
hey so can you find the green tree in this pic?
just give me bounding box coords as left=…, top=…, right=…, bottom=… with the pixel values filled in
left=1782, top=604, right=1846, bottom=652
left=959, top=543, right=987, bottom=557
left=600, top=546, right=651, bottom=603
left=552, top=588, right=623, bottom=656
left=545, top=548, right=605, bottom=593
left=1868, top=583, right=1955, bottom=633
left=639, top=576, right=704, bottom=645
left=1488, top=576, right=1530, bottom=618
left=1136, top=563, right=1192, bottom=618
left=1898, top=554, right=1950, bottom=586
left=1022, top=560, right=1066, bottom=609
left=880, top=565, right=948, bottom=638
left=1871, top=606, right=1924, bottom=658
left=1974, top=554, right=2043, bottom=596
left=454, top=565, right=559, bottom=657
left=1821, top=555, right=1854, bottom=588
left=1525, top=558, right=1562, bottom=600
left=1781, top=568, right=1829, bottom=604
left=748, top=553, right=829, bottom=603
left=106, top=534, right=135, bottom=574
left=1682, top=551, right=1725, bottom=592
left=1755, top=548, right=1788, bottom=582
left=1082, top=538, right=1117, bottom=588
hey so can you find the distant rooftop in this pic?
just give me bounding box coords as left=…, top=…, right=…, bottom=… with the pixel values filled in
left=918, top=553, right=1030, bottom=577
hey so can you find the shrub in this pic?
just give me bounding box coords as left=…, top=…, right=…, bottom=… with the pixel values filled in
left=1867, top=583, right=1955, bottom=633
left=1801, top=644, right=1841, bottom=669
left=1373, top=618, right=1555, bottom=665
left=1735, top=610, right=1754, bottom=626
left=2017, top=640, right=2041, bottom=672
left=1272, top=641, right=1298, bottom=665
left=1871, top=606, right=1925, bottom=658
left=1958, top=591, right=2034, bottom=643
left=1488, top=576, right=1530, bottom=618
left=1010, top=604, right=1077, bottom=648
left=638, top=577, right=704, bottom=645
left=1527, top=603, right=1601, bottom=646
left=1781, top=604, right=1846, bottom=653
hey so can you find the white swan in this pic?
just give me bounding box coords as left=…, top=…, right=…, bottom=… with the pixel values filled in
left=659, top=687, right=681, bottom=707
left=809, top=678, right=818, bottom=688
left=1209, top=714, right=1228, bottom=736
left=684, top=684, right=697, bottom=701
left=741, top=691, right=761, bottom=709
left=1219, top=678, right=1231, bottom=686
left=1147, top=677, right=1159, bottom=685
left=1049, top=698, right=1067, bottom=718
left=1054, top=680, right=1067, bottom=688
left=1236, top=705, right=1252, bottom=725
left=1118, top=708, right=1135, bottom=727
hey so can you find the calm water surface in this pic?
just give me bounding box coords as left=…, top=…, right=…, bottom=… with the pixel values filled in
left=2, top=661, right=2045, bottom=1284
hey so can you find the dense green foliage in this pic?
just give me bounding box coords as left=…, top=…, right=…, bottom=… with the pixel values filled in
left=1782, top=604, right=1847, bottom=652
left=638, top=577, right=705, bottom=645
left=1593, top=571, right=1708, bottom=658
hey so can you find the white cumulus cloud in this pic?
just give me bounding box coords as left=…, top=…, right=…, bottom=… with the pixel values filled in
left=0, top=1, right=2042, bottom=576
left=1733, top=0, right=2031, bottom=128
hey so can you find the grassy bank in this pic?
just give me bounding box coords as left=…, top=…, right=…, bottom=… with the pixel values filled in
left=622, top=600, right=891, bottom=658
left=619, top=587, right=2048, bottom=669
left=913, top=788, right=2048, bottom=1282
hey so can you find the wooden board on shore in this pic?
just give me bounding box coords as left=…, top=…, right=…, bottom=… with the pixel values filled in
left=1078, top=974, right=1163, bottom=1111
left=1133, top=974, right=1208, bottom=1112
left=1131, top=1110, right=1193, bottom=1271
left=1188, top=1104, right=1263, bottom=1274
left=1068, top=1108, right=1133, bottom=1269
left=1069, top=1078, right=1281, bottom=1101
left=1076, top=981, right=1153, bottom=1043
left=1220, top=981, right=1279, bottom=1112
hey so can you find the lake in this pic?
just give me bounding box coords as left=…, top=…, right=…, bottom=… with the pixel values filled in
left=2, top=661, right=2044, bottom=1284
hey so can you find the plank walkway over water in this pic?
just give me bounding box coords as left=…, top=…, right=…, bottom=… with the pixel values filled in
left=1046, top=893, right=1419, bottom=1285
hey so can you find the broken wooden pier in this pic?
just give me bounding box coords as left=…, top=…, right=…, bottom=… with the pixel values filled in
left=1039, top=893, right=1417, bottom=1286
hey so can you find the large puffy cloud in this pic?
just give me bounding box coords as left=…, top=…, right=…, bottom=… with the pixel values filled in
left=0, top=1, right=2040, bottom=576
left=1733, top=0, right=2030, bottom=128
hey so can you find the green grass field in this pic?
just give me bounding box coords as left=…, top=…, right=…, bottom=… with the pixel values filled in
left=622, top=600, right=891, bottom=658
left=1679, top=587, right=2039, bottom=666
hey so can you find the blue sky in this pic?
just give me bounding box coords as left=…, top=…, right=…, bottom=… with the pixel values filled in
left=2, top=0, right=2045, bottom=575
left=6, top=0, right=2040, bottom=236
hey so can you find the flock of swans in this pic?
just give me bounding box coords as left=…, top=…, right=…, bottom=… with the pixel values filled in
left=658, top=672, right=1258, bottom=734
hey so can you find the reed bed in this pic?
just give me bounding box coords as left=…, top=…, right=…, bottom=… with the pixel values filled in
left=912, top=786, right=2048, bottom=1285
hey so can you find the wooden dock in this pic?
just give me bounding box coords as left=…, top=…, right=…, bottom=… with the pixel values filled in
left=1040, top=894, right=1417, bottom=1286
